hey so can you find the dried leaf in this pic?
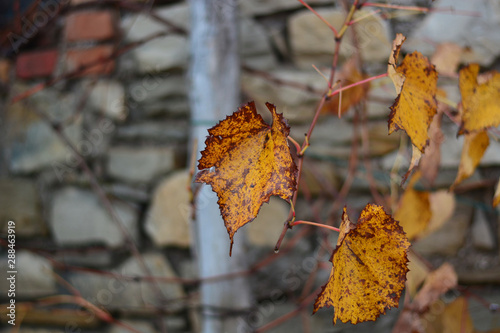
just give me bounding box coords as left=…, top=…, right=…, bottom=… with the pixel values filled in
left=494, top=177, right=500, bottom=207
left=322, top=58, right=369, bottom=116
left=314, top=204, right=410, bottom=324
left=392, top=310, right=424, bottom=333
left=412, top=263, right=457, bottom=313
left=395, top=172, right=431, bottom=240
left=393, top=263, right=458, bottom=333
left=431, top=42, right=462, bottom=77
left=451, top=131, right=489, bottom=190
left=459, top=64, right=500, bottom=134
left=388, top=51, right=438, bottom=152
left=195, top=101, right=297, bottom=254
left=388, top=33, right=406, bottom=95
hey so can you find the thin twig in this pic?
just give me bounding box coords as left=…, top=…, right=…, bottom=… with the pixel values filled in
left=291, top=220, right=340, bottom=232
left=362, top=2, right=481, bottom=16
left=297, top=0, right=338, bottom=35
left=328, top=73, right=388, bottom=98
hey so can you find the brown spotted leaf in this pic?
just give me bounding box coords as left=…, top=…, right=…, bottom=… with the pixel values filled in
left=195, top=101, right=297, bottom=255
left=388, top=35, right=438, bottom=153
left=459, top=64, right=500, bottom=134
left=314, top=204, right=410, bottom=324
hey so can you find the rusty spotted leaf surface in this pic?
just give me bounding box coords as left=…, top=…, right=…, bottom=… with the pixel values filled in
left=388, top=51, right=438, bottom=152
left=395, top=172, right=431, bottom=240
left=451, top=131, right=489, bottom=189
left=314, top=204, right=410, bottom=324
left=459, top=64, right=500, bottom=134
left=195, top=101, right=297, bottom=253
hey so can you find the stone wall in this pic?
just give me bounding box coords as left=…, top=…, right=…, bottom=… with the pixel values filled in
left=1, top=0, right=500, bottom=332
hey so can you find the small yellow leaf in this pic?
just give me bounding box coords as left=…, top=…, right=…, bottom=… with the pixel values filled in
left=195, top=101, right=297, bottom=255
left=451, top=131, right=489, bottom=189
left=388, top=51, right=438, bottom=152
left=395, top=172, right=431, bottom=240
left=459, top=64, right=500, bottom=134
left=314, top=204, right=410, bottom=324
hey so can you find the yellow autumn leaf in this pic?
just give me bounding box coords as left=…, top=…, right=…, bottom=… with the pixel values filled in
left=395, top=172, right=431, bottom=240
left=314, top=204, right=410, bottom=324
left=195, top=101, right=297, bottom=255
left=387, top=35, right=438, bottom=152
left=459, top=64, right=500, bottom=134
left=451, top=131, right=489, bottom=190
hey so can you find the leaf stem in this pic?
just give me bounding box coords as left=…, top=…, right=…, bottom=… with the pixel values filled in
left=275, top=0, right=361, bottom=252
left=348, top=9, right=381, bottom=25
left=328, top=72, right=388, bottom=98
left=291, top=220, right=340, bottom=232
left=287, top=136, right=302, bottom=154
left=337, top=2, right=357, bottom=39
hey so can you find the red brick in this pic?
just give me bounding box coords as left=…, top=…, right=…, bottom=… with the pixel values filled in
left=16, top=49, right=58, bottom=79
left=0, top=59, right=11, bottom=84
left=65, top=10, right=116, bottom=42
left=66, top=45, right=115, bottom=76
